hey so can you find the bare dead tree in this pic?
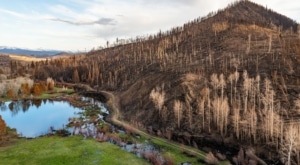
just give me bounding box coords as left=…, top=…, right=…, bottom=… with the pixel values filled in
left=234, top=70, right=240, bottom=102
left=210, top=73, right=219, bottom=97
left=212, top=97, right=221, bottom=132
left=198, top=98, right=205, bottom=130
left=255, top=75, right=261, bottom=111
left=221, top=97, right=230, bottom=136
left=243, top=70, right=250, bottom=113
left=232, top=101, right=241, bottom=139
left=246, top=34, right=251, bottom=54
left=150, top=86, right=166, bottom=117
left=201, top=87, right=211, bottom=132
left=174, top=100, right=183, bottom=128
left=228, top=73, right=235, bottom=105
left=279, top=124, right=300, bottom=165
left=219, top=73, right=226, bottom=101
left=268, top=34, right=272, bottom=53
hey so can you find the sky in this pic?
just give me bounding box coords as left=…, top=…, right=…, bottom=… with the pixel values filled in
left=0, top=0, right=299, bottom=52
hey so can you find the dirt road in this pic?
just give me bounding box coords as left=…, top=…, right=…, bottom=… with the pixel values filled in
left=101, top=91, right=208, bottom=160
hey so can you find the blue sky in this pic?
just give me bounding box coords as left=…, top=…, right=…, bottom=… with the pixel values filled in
left=0, top=0, right=299, bottom=51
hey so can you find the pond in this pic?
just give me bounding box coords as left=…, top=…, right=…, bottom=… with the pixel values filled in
left=0, top=99, right=82, bottom=138
left=0, top=98, right=167, bottom=164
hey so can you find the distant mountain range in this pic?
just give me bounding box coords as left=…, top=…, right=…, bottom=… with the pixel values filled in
left=0, top=46, right=73, bottom=57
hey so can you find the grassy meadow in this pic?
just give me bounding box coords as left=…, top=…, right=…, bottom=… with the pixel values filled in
left=0, top=136, right=150, bottom=165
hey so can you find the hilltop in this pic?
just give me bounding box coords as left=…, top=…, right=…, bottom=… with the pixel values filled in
left=13, top=0, right=300, bottom=164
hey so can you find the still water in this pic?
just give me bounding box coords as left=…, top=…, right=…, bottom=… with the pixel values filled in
left=0, top=100, right=81, bottom=137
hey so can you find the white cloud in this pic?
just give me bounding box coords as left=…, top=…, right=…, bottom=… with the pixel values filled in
left=0, top=0, right=299, bottom=51
left=49, top=5, right=74, bottom=16
left=0, top=8, right=28, bottom=19
left=0, top=8, right=54, bottom=21
left=49, top=17, right=116, bottom=26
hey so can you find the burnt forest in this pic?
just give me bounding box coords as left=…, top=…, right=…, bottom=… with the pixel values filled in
left=19, top=0, right=300, bottom=164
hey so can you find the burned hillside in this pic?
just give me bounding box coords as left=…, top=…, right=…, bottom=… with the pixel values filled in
left=33, top=1, right=300, bottom=163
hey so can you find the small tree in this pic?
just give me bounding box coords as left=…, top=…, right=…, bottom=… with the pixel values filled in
left=32, top=83, right=42, bottom=95
left=0, top=115, right=6, bottom=137
left=46, top=77, right=55, bottom=90
left=7, top=89, right=14, bottom=99
left=21, top=83, right=30, bottom=96
left=40, top=82, right=48, bottom=92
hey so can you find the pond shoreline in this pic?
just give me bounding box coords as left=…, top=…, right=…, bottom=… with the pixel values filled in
left=1, top=86, right=227, bottom=164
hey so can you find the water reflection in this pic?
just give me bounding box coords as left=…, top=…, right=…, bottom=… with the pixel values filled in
left=0, top=102, right=6, bottom=111
left=22, top=100, right=31, bottom=112
left=0, top=100, right=82, bottom=137
left=81, top=97, right=109, bottom=114
left=32, top=99, right=42, bottom=108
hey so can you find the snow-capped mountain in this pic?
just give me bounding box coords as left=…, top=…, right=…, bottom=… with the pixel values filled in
left=0, top=46, right=71, bottom=57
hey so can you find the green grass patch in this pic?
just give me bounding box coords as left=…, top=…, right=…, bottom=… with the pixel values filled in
left=0, top=136, right=150, bottom=165
left=150, top=138, right=206, bottom=164
left=0, top=95, right=13, bottom=102
left=150, top=138, right=230, bottom=165
left=0, top=97, right=10, bottom=102
left=54, top=87, right=74, bottom=94
left=35, top=93, right=60, bottom=99
left=32, top=87, right=74, bottom=99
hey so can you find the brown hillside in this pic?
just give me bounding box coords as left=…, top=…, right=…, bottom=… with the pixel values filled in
left=33, top=0, right=300, bottom=164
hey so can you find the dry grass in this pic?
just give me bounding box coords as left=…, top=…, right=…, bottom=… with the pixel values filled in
left=233, top=24, right=277, bottom=34
left=183, top=73, right=201, bottom=82
left=212, top=22, right=229, bottom=33
left=9, top=54, right=46, bottom=62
